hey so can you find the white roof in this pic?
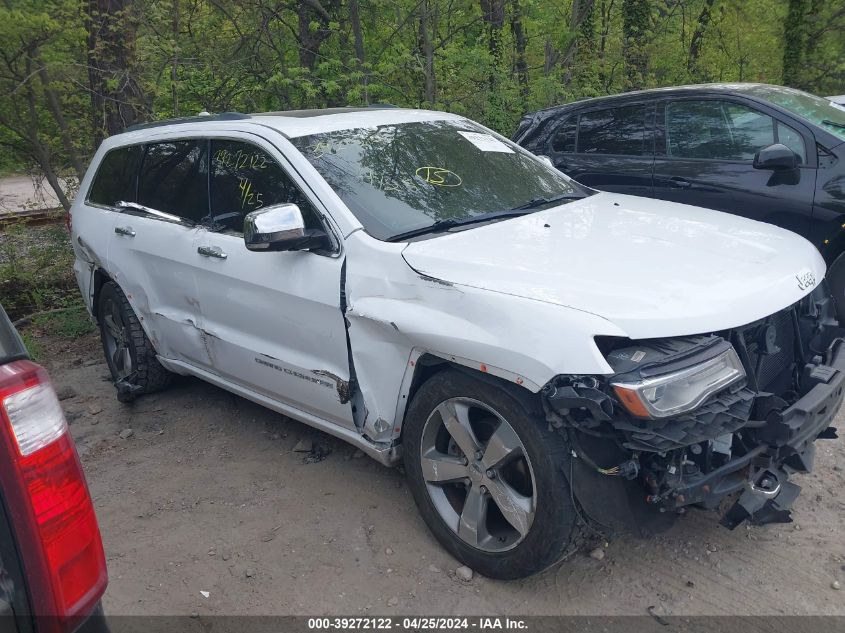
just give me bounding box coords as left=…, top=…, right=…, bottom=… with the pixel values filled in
left=251, top=108, right=465, bottom=138
left=107, top=108, right=468, bottom=148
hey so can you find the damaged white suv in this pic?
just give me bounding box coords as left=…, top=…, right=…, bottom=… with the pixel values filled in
left=71, top=107, right=844, bottom=579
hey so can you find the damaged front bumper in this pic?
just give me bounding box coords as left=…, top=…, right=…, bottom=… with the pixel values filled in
left=543, top=290, right=845, bottom=534
left=676, top=339, right=844, bottom=528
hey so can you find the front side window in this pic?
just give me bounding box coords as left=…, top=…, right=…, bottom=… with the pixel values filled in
left=577, top=105, right=648, bottom=155
left=209, top=140, right=320, bottom=233
left=290, top=119, right=587, bottom=241
left=87, top=145, right=142, bottom=207
left=666, top=100, right=782, bottom=161
left=776, top=121, right=807, bottom=163
left=138, top=140, right=209, bottom=223
left=744, top=84, right=845, bottom=143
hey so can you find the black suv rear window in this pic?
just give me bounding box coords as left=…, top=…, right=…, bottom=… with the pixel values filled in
left=577, top=105, right=648, bottom=155
left=87, top=145, right=142, bottom=207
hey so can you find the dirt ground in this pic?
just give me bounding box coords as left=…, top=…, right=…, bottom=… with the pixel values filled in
left=36, top=330, right=845, bottom=617
left=0, top=175, right=66, bottom=213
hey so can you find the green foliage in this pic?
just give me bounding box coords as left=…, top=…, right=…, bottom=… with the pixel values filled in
left=0, top=223, right=78, bottom=321
left=32, top=301, right=95, bottom=339
left=0, top=0, right=843, bottom=196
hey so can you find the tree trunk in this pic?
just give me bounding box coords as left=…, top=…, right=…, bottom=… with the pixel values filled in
left=543, top=39, right=558, bottom=76
left=171, top=0, right=180, bottom=117
left=783, top=0, right=808, bottom=87
left=296, top=0, right=339, bottom=106
left=687, top=0, right=716, bottom=76
left=297, top=0, right=335, bottom=72
left=561, top=0, right=595, bottom=85
left=480, top=0, right=505, bottom=87
left=349, top=0, right=368, bottom=103
left=599, top=0, right=612, bottom=85
left=85, top=0, right=147, bottom=142
left=35, top=61, right=86, bottom=181
left=418, top=0, right=436, bottom=104
left=23, top=57, right=71, bottom=210
left=510, top=0, right=529, bottom=110
left=622, top=0, right=651, bottom=89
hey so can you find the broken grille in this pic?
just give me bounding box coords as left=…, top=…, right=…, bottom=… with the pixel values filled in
left=617, top=385, right=756, bottom=452
left=732, top=303, right=799, bottom=395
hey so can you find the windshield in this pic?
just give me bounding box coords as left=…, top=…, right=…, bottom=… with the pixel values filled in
left=290, top=119, right=586, bottom=241
left=744, top=84, right=845, bottom=143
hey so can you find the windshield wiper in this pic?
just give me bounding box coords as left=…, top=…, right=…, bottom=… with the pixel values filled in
left=822, top=119, right=845, bottom=130
left=386, top=209, right=534, bottom=242
left=387, top=192, right=589, bottom=242
left=116, top=200, right=196, bottom=226
left=511, top=191, right=586, bottom=211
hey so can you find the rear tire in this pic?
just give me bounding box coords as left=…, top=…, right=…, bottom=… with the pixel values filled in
left=97, top=281, right=171, bottom=397
left=403, top=370, right=577, bottom=579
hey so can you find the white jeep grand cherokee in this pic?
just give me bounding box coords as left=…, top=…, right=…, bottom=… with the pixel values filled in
left=71, top=106, right=845, bottom=579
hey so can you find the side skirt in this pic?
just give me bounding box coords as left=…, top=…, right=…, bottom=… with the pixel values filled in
left=157, top=356, right=402, bottom=467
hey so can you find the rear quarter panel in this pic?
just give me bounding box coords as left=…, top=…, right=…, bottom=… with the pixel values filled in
left=70, top=147, right=118, bottom=317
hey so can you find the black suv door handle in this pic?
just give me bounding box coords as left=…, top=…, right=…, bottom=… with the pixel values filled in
left=197, top=245, right=227, bottom=260
left=670, top=177, right=692, bottom=189
left=114, top=226, right=136, bottom=237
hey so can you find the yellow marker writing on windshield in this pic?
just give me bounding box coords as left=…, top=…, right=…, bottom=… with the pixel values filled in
left=415, top=166, right=462, bottom=187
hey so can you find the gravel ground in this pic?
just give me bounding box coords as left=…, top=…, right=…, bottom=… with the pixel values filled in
left=32, top=329, right=845, bottom=617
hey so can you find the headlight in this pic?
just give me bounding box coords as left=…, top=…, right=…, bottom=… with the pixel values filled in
left=611, top=347, right=745, bottom=419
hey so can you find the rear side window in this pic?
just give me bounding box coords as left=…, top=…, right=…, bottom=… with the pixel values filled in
left=87, top=146, right=141, bottom=207
left=551, top=117, right=576, bottom=153
left=138, top=140, right=209, bottom=223
left=577, top=105, right=648, bottom=155
left=210, top=140, right=320, bottom=233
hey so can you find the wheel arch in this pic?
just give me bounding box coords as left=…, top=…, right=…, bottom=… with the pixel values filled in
left=90, top=267, right=114, bottom=323
left=822, top=235, right=845, bottom=267
left=394, top=351, right=545, bottom=444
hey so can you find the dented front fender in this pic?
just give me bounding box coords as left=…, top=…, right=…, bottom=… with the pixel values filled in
left=342, top=231, right=625, bottom=442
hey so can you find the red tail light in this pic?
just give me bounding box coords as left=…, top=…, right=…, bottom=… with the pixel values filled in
left=66, top=209, right=72, bottom=233
left=0, top=360, right=107, bottom=629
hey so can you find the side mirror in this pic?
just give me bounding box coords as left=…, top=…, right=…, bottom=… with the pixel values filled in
left=243, top=203, right=330, bottom=252
left=753, top=143, right=798, bottom=171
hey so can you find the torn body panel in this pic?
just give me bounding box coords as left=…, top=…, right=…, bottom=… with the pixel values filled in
left=342, top=231, right=628, bottom=443
left=71, top=235, right=106, bottom=319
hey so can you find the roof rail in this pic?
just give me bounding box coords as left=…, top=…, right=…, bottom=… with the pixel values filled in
left=125, top=112, right=251, bottom=132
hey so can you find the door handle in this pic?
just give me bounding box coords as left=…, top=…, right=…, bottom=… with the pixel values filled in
left=197, top=245, right=228, bottom=260
left=670, top=177, right=692, bottom=189
left=114, top=226, right=135, bottom=237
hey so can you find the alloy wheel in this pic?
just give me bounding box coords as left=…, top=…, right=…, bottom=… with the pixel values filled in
left=101, top=297, right=133, bottom=380
left=419, top=397, right=536, bottom=552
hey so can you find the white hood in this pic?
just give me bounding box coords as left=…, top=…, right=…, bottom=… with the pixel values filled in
left=401, top=192, right=826, bottom=339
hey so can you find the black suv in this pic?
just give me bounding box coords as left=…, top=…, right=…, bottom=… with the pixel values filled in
left=0, top=305, right=108, bottom=633
left=513, top=83, right=845, bottom=311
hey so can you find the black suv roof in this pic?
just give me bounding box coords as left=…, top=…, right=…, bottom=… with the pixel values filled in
left=531, top=82, right=774, bottom=116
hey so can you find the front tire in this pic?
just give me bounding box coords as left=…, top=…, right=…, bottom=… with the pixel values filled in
left=403, top=370, right=577, bottom=579
left=97, top=281, right=171, bottom=397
